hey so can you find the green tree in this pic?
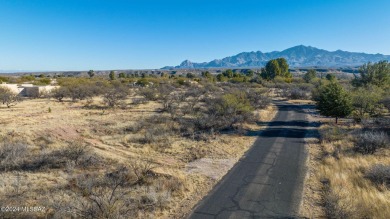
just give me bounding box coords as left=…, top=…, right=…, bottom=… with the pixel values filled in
left=216, top=74, right=227, bottom=82
left=352, top=60, right=390, bottom=88
left=118, top=72, right=126, bottom=78
left=246, top=70, right=254, bottom=77
left=87, top=70, right=95, bottom=78
left=109, top=71, right=116, bottom=80
left=303, top=69, right=317, bottom=82
left=261, top=58, right=291, bottom=80
left=276, top=58, right=290, bottom=77
left=160, top=72, right=167, bottom=78
left=325, top=73, right=336, bottom=81
left=351, top=87, right=383, bottom=121
left=201, top=71, right=212, bottom=78
left=186, top=73, right=195, bottom=79
left=315, top=82, right=352, bottom=124
left=223, top=69, right=234, bottom=78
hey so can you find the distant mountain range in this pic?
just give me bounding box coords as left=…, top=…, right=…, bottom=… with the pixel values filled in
left=163, top=45, right=390, bottom=69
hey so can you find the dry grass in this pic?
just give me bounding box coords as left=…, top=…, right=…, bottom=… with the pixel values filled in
left=0, top=97, right=277, bottom=218
left=301, top=118, right=390, bottom=219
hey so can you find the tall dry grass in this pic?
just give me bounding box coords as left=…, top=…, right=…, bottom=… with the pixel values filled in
left=315, top=122, right=390, bottom=219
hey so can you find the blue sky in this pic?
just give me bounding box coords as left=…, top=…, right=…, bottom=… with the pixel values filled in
left=0, top=0, right=389, bottom=71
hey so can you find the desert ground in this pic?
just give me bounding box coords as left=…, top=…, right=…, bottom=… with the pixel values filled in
left=0, top=95, right=276, bottom=218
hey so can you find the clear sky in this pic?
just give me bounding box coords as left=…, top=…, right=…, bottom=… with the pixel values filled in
left=0, top=0, right=389, bottom=71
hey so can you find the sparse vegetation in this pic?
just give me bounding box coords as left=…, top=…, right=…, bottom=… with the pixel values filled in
left=2, top=59, right=388, bottom=218
left=0, top=73, right=277, bottom=218
left=302, top=61, right=390, bottom=218
left=0, top=87, right=21, bottom=108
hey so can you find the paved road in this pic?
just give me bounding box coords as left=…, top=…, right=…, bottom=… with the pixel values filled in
left=189, top=101, right=318, bottom=219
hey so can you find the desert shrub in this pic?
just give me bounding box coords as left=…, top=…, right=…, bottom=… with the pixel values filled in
left=361, top=118, right=390, bottom=131
left=292, top=77, right=305, bottom=84
left=51, top=87, right=70, bottom=102
left=0, top=87, right=21, bottom=108
left=102, top=83, right=129, bottom=107
left=0, top=76, right=9, bottom=83
left=181, top=88, right=205, bottom=115
left=351, top=86, right=384, bottom=122
left=55, top=78, right=109, bottom=102
left=365, top=164, right=390, bottom=187
left=139, top=87, right=159, bottom=101
left=161, top=93, right=181, bottom=114
left=138, top=187, right=171, bottom=211
left=380, top=96, right=390, bottom=111
left=67, top=83, right=96, bottom=101
left=289, top=87, right=309, bottom=99
left=19, top=143, right=100, bottom=171
left=353, top=131, right=389, bottom=154
left=138, top=84, right=174, bottom=102
left=65, top=167, right=137, bottom=219
left=129, top=160, right=156, bottom=185
left=195, top=91, right=254, bottom=131
left=185, top=146, right=208, bottom=162
left=33, top=77, right=51, bottom=85
left=276, top=83, right=312, bottom=100
left=19, top=150, right=65, bottom=171
left=0, top=140, right=28, bottom=171
left=246, top=89, right=271, bottom=109
left=59, top=162, right=170, bottom=218
left=273, top=76, right=288, bottom=84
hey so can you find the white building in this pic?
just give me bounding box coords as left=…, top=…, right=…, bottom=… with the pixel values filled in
left=0, top=83, right=59, bottom=97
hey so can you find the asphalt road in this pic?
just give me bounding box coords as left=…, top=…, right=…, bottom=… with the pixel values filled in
left=188, top=101, right=318, bottom=219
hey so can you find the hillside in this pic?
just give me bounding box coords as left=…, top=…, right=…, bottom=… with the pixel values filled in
left=164, top=45, right=390, bottom=69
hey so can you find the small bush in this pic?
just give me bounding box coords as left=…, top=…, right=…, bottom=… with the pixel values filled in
left=353, top=131, right=389, bottom=154
left=102, top=84, right=129, bottom=107
left=0, top=87, right=21, bottom=108
left=19, top=143, right=100, bottom=171
left=246, top=89, right=271, bottom=109
left=365, top=164, right=390, bottom=186
left=289, top=87, right=310, bottom=99
left=0, top=140, right=28, bottom=171
left=51, top=87, right=69, bottom=102
left=66, top=167, right=137, bottom=219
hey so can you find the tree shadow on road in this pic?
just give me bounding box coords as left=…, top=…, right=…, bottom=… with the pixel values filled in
left=256, top=120, right=321, bottom=128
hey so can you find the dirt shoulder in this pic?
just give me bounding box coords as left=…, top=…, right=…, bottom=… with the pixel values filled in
left=288, top=100, right=326, bottom=218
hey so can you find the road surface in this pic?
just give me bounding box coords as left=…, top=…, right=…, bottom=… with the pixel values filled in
left=188, top=101, right=318, bottom=219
